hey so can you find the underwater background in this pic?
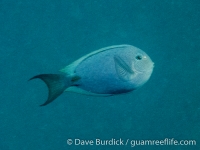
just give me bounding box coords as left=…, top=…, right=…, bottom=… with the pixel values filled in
left=0, top=0, right=199, bottom=149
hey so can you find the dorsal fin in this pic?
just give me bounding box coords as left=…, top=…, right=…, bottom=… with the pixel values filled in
left=60, top=45, right=130, bottom=75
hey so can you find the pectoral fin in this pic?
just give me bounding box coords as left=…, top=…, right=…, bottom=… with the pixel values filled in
left=114, top=55, right=134, bottom=81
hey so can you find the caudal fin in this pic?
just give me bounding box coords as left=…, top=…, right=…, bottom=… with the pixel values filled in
left=29, top=74, right=70, bottom=106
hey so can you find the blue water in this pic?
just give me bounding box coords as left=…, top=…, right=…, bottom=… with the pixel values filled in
left=0, top=0, right=199, bottom=150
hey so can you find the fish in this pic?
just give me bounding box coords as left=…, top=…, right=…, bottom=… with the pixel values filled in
left=29, top=45, right=154, bottom=106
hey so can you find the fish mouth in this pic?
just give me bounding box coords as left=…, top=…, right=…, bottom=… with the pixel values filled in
left=133, top=61, right=154, bottom=73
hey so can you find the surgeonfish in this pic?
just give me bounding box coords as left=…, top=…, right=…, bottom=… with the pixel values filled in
left=30, top=45, right=154, bottom=106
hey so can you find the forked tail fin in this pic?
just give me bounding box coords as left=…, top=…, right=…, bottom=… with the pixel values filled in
left=29, top=74, right=70, bottom=106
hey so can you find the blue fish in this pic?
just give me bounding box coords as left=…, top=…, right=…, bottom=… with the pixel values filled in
left=30, top=45, right=154, bottom=106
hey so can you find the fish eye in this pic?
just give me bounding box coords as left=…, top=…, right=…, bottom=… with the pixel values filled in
left=135, top=55, right=142, bottom=60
